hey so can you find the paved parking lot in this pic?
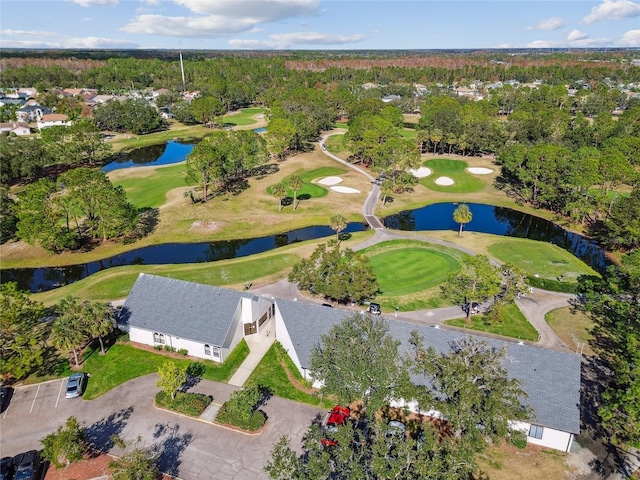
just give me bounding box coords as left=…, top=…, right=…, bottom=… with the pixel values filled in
left=1, top=375, right=323, bottom=479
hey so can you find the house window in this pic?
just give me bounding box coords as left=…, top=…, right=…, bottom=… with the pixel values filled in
left=204, top=344, right=211, bottom=356
left=153, top=332, right=165, bottom=344
left=528, top=425, right=544, bottom=439
left=212, top=346, right=220, bottom=359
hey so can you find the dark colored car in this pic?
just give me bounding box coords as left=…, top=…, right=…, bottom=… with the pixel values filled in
left=65, top=373, right=87, bottom=399
left=0, top=457, right=14, bottom=480
left=462, top=302, right=480, bottom=314
left=368, top=303, right=381, bottom=315
left=321, top=405, right=351, bottom=446
left=13, top=451, right=38, bottom=480
left=0, top=387, right=12, bottom=413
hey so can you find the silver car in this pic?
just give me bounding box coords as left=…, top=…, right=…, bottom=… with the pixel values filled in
left=65, top=372, right=87, bottom=398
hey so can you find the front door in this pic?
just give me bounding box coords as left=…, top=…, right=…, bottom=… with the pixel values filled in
left=244, top=321, right=257, bottom=336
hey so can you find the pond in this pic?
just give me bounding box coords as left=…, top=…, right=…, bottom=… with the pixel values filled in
left=1, top=223, right=368, bottom=293
left=253, top=127, right=267, bottom=133
left=383, top=202, right=610, bottom=272
left=102, top=141, right=195, bottom=173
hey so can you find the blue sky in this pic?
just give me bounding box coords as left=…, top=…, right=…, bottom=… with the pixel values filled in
left=1, top=0, right=639, bottom=50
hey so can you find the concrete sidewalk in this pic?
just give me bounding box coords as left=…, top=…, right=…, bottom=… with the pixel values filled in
left=227, top=323, right=276, bottom=387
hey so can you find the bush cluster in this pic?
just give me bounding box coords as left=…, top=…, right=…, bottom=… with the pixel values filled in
left=155, top=391, right=211, bottom=417
left=527, top=276, right=578, bottom=293
left=216, top=404, right=266, bottom=431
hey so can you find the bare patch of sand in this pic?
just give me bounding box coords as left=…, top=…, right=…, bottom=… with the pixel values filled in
left=317, top=176, right=343, bottom=186
left=189, top=221, right=223, bottom=233
left=331, top=186, right=360, bottom=194
left=435, top=176, right=455, bottom=186
left=467, top=167, right=494, bottom=175
left=409, top=167, right=432, bottom=178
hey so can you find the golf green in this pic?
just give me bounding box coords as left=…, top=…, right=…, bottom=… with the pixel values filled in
left=369, top=247, right=460, bottom=296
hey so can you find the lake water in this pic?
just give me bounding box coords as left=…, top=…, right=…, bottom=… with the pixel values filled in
left=102, top=141, right=195, bottom=173
left=1, top=223, right=368, bottom=293
left=383, top=202, right=609, bottom=271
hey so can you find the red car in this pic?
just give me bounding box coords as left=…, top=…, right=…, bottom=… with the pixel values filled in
left=321, top=405, right=351, bottom=446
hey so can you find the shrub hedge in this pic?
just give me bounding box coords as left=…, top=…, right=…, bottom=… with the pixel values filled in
left=216, top=403, right=266, bottom=431
left=155, top=391, right=212, bottom=417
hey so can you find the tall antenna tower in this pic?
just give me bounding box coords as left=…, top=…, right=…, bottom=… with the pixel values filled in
left=179, top=50, right=186, bottom=92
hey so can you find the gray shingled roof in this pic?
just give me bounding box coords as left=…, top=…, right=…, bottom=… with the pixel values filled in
left=120, top=273, right=266, bottom=346
left=276, top=299, right=581, bottom=434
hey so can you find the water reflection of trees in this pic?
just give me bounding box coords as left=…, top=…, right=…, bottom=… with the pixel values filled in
left=126, top=143, right=167, bottom=165
left=383, top=210, right=416, bottom=231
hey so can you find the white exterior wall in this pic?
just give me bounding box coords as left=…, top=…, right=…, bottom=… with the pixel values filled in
left=511, top=421, right=574, bottom=452
left=126, top=326, right=223, bottom=363
left=273, top=304, right=305, bottom=376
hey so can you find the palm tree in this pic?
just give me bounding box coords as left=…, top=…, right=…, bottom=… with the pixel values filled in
left=288, top=174, right=304, bottom=210
left=272, top=183, right=287, bottom=212
left=83, top=301, right=115, bottom=354
left=429, top=128, right=443, bottom=154
left=453, top=203, right=473, bottom=237
left=330, top=213, right=347, bottom=240
left=51, top=314, right=86, bottom=367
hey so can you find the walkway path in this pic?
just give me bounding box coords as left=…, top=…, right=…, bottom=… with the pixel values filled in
left=227, top=318, right=276, bottom=387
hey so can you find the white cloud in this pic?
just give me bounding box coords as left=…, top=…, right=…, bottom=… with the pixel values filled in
left=229, top=31, right=366, bottom=49
left=83, top=17, right=92, bottom=21
left=67, top=0, right=118, bottom=6
left=619, top=29, right=640, bottom=45
left=570, top=36, right=612, bottom=47
left=567, top=29, right=588, bottom=41
left=583, top=0, right=640, bottom=23
left=527, top=17, right=564, bottom=31
left=0, top=36, right=138, bottom=49
left=526, top=40, right=561, bottom=48
left=0, top=29, right=59, bottom=37
left=123, top=0, right=320, bottom=37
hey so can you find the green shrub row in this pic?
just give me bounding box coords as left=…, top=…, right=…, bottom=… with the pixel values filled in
left=153, top=345, right=189, bottom=354
left=527, top=276, right=578, bottom=294
left=155, top=391, right=212, bottom=417
left=216, top=403, right=266, bottom=431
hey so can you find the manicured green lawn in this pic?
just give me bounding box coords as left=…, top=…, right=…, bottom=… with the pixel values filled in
left=267, top=166, right=347, bottom=199
left=487, top=239, right=598, bottom=283
left=400, top=128, right=417, bottom=140
left=419, top=158, right=485, bottom=193
left=368, top=247, right=460, bottom=296
left=246, top=342, right=331, bottom=408
left=546, top=307, right=594, bottom=355
left=111, top=163, right=187, bottom=208
left=361, top=240, right=466, bottom=312
left=221, top=108, right=267, bottom=126
left=82, top=340, right=249, bottom=399
left=324, top=134, right=351, bottom=158
left=445, top=302, right=538, bottom=341
left=32, top=254, right=300, bottom=305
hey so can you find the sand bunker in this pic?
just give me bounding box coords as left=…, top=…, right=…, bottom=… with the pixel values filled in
left=318, top=176, right=343, bottom=186
left=409, top=167, right=432, bottom=178
left=434, top=176, right=455, bottom=186
left=331, top=186, right=360, bottom=194
left=467, top=167, right=494, bottom=175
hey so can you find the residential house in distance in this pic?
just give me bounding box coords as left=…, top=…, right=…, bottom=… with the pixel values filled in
left=118, top=273, right=581, bottom=453
left=0, top=121, right=31, bottom=136
left=16, top=104, right=52, bottom=122
left=37, top=113, right=71, bottom=130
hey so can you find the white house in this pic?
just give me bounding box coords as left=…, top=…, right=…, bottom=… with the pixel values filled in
left=16, top=104, right=52, bottom=122
left=0, top=122, right=31, bottom=136
left=119, top=274, right=581, bottom=452
left=119, top=274, right=275, bottom=363
left=37, top=113, right=71, bottom=130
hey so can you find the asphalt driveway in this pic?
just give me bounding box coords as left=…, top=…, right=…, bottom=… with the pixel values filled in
left=1, top=375, right=324, bottom=479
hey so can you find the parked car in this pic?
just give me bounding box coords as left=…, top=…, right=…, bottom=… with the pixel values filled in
left=0, top=457, right=14, bottom=480
left=462, top=302, right=480, bottom=314
left=0, top=386, right=12, bottom=413
left=368, top=303, right=381, bottom=315
left=385, top=420, right=407, bottom=440
left=321, top=405, right=351, bottom=446
left=65, top=373, right=87, bottom=399
left=13, top=451, right=38, bottom=480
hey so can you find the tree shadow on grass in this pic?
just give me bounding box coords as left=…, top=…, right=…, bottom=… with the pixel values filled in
left=84, top=406, right=135, bottom=454
left=152, top=422, right=194, bottom=477
left=35, top=345, right=70, bottom=378
left=124, top=207, right=159, bottom=244
left=249, top=164, right=279, bottom=179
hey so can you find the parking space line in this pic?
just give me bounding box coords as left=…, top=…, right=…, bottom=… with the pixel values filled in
left=29, top=384, right=40, bottom=414
left=55, top=379, right=64, bottom=408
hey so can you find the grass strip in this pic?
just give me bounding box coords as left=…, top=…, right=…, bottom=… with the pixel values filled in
left=81, top=339, right=249, bottom=399
left=445, top=303, right=538, bottom=341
